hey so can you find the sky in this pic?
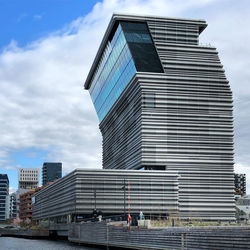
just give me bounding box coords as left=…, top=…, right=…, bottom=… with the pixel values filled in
left=0, top=0, right=250, bottom=194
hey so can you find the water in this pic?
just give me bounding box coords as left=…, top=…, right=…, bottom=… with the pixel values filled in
left=0, top=237, right=103, bottom=250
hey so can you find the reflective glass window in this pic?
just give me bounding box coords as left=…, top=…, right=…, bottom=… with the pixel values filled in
left=88, top=21, right=163, bottom=122
left=89, top=24, right=136, bottom=122
left=120, top=21, right=164, bottom=73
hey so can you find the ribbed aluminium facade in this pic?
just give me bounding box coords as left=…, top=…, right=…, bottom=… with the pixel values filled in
left=85, top=14, right=235, bottom=221
left=32, top=169, right=179, bottom=221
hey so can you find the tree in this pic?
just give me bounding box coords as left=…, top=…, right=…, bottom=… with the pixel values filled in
left=25, top=218, right=31, bottom=225
left=13, top=217, right=22, bottom=226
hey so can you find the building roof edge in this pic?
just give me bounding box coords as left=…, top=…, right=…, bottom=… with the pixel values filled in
left=84, top=13, right=207, bottom=90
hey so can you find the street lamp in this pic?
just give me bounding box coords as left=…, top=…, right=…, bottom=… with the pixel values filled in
left=121, top=179, right=126, bottom=220
left=94, top=188, right=97, bottom=210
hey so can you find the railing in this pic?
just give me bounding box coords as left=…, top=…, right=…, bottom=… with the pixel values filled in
left=69, top=222, right=250, bottom=250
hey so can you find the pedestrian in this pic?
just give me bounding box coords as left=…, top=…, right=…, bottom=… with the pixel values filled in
left=139, top=211, right=144, bottom=220
left=127, top=214, right=132, bottom=229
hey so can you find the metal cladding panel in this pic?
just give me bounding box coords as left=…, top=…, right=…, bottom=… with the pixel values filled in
left=147, top=19, right=200, bottom=45
left=100, top=77, right=142, bottom=170
left=69, top=223, right=250, bottom=250
left=32, top=169, right=179, bottom=220
left=32, top=171, right=77, bottom=219
left=135, top=17, right=234, bottom=220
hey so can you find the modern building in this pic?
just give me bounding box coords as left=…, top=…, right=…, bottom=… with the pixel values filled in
left=9, top=192, right=17, bottom=219
left=15, top=188, right=29, bottom=218
left=17, top=169, right=39, bottom=218
left=18, top=168, right=39, bottom=189
left=85, top=14, right=235, bottom=221
left=234, top=173, right=246, bottom=196
left=19, top=181, right=55, bottom=221
left=235, top=195, right=250, bottom=223
left=42, top=162, right=62, bottom=186
left=0, top=174, right=9, bottom=221
left=33, top=169, right=179, bottom=222
left=19, top=186, right=43, bottom=221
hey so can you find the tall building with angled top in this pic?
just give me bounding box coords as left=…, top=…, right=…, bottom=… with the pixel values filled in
left=85, top=14, right=235, bottom=221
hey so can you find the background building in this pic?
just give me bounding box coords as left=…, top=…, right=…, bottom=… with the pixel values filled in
left=18, top=168, right=39, bottom=189
left=0, top=174, right=9, bottom=221
left=9, top=192, right=17, bottom=219
left=19, top=186, right=43, bottom=221
left=235, top=173, right=246, bottom=196
left=15, top=188, right=32, bottom=218
left=235, top=195, right=250, bottom=222
left=19, top=182, right=54, bottom=221
left=42, top=162, right=62, bottom=185
left=85, top=14, right=235, bottom=221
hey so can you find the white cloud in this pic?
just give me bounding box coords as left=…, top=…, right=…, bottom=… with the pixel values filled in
left=0, top=0, right=250, bottom=192
left=17, top=13, right=28, bottom=22
left=34, top=15, right=42, bottom=20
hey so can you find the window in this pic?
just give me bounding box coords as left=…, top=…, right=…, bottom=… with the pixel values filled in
left=120, top=21, right=164, bottom=73
left=89, top=23, right=136, bottom=121
left=144, top=93, right=155, bottom=108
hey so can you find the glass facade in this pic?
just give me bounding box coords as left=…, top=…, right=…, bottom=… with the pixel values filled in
left=121, top=22, right=164, bottom=73
left=89, top=21, right=163, bottom=122
left=89, top=24, right=136, bottom=122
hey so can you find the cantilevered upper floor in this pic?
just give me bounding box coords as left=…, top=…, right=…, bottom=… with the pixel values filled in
left=84, top=13, right=207, bottom=122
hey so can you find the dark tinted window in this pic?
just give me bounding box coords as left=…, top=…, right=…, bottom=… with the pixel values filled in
left=120, top=21, right=164, bottom=73
left=144, top=93, right=155, bottom=108
left=89, top=24, right=136, bottom=122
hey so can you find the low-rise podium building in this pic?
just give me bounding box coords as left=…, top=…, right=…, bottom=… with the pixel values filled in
left=32, top=169, right=179, bottom=222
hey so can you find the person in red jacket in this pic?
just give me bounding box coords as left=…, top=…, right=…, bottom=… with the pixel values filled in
left=127, top=214, right=132, bottom=229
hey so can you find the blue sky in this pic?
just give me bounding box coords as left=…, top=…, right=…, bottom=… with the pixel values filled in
left=0, top=0, right=250, bottom=193
left=0, top=148, right=48, bottom=189
left=0, top=0, right=99, bottom=48
left=0, top=0, right=99, bottom=190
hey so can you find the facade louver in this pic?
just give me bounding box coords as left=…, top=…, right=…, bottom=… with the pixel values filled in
left=85, top=14, right=235, bottom=221
left=33, top=169, right=179, bottom=220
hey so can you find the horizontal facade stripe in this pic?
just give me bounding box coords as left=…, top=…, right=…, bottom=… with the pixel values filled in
left=33, top=169, right=179, bottom=220
left=83, top=15, right=236, bottom=221
left=110, top=17, right=233, bottom=220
